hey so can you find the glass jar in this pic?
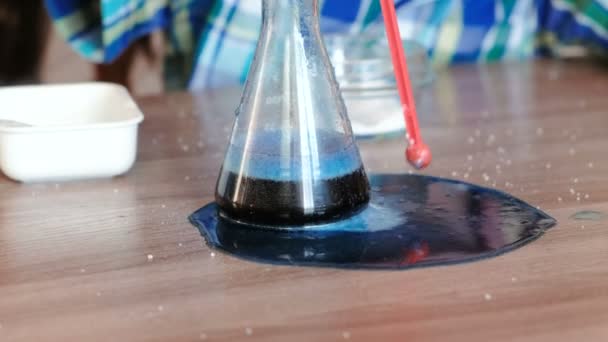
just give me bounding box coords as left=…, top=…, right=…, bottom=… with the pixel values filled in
left=325, top=33, right=434, bottom=139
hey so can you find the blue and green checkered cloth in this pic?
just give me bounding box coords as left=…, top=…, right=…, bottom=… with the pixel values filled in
left=45, top=0, right=608, bottom=89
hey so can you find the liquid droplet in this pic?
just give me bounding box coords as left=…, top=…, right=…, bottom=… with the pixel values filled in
left=482, top=173, right=490, bottom=182
left=570, top=211, right=604, bottom=221
left=486, top=134, right=496, bottom=146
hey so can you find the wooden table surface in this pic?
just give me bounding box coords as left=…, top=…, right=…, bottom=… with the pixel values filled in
left=2, top=60, right=608, bottom=341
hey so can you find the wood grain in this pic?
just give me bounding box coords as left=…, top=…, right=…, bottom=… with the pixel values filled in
left=1, top=60, right=608, bottom=341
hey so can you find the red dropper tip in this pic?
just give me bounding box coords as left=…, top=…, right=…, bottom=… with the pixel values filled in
left=406, top=142, right=432, bottom=170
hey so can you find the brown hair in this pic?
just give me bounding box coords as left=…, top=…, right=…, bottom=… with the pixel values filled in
left=0, top=0, right=49, bottom=84
left=0, top=1, right=154, bottom=90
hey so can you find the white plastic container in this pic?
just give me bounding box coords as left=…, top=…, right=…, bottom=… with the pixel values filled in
left=0, top=83, right=144, bottom=182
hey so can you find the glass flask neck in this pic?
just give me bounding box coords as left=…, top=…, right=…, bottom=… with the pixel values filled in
left=262, top=0, right=319, bottom=29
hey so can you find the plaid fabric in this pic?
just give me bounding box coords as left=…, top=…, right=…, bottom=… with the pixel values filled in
left=45, top=0, right=608, bottom=89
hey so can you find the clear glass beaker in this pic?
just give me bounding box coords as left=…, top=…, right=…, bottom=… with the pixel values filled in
left=326, top=33, right=432, bottom=139
left=215, top=0, right=370, bottom=226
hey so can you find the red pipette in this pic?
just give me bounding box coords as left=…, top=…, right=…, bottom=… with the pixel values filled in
left=379, top=0, right=432, bottom=169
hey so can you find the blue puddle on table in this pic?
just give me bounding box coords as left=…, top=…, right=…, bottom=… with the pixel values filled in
left=189, top=174, right=556, bottom=270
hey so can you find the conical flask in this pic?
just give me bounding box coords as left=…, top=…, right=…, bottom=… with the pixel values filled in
left=215, top=0, right=370, bottom=225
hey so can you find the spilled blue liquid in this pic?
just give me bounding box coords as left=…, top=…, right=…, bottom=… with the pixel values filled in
left=190, top=174, right=556, bottom=270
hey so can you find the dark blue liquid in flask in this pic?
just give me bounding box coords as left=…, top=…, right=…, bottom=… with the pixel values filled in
left=215, top=0, right=370, bottom=225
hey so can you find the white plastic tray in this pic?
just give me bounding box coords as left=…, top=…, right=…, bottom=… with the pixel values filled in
left=0, top=83, right=144, bottom=182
